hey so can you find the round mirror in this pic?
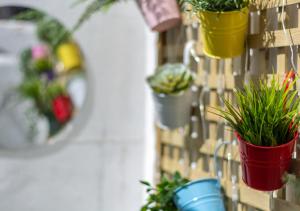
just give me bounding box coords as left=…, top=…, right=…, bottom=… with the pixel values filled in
left=0, top=6, right=88, bottom=152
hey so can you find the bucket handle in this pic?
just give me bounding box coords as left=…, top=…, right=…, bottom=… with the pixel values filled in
left=214, top=140, right=241, bottom=211
left=214, top=141, right=232, bottom=180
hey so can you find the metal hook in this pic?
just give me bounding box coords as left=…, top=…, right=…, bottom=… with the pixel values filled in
left=214, top=141, right=231, bottom=180
left=281, top=0, right=297, bottom=72
left=183, top=40, right=203, bottom=67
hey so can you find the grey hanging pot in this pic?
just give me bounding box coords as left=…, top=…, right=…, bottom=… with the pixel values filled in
left=153, top=88, right=192, bottom=129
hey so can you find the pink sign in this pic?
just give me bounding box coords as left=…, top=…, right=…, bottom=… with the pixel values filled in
left=137, top=0, right=181, bottom=32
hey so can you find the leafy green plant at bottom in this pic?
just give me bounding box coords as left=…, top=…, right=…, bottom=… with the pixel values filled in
left=212, top=76, right=300, bottom=147
left=140, top=172, right=189, bottom=211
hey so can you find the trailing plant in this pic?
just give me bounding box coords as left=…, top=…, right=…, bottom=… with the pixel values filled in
left=179, top=0, right=250, bottom=12
left=19, top=78, right=65, bottom=113
left=46, top=82, right=66, bottom=101
left=37, top=18, right=71, bottom=50
left=32, top=58, right=53, bottom=74
left=72, top=0, right=121, bottom=30
left=13, top=9, right=45, bottom=22
left=213, top=73, right=300, bottom=146
left=20, top=48, right=53, bottom=76
left=20, top=48, right=35, bottom=77
left=140, top=172, right=189, bottom=211
left=18, top=77, right=49, bottom=114
left=147, top=63, right=194, bottom=95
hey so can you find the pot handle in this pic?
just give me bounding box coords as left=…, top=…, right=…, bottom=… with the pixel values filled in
left=214, top=141, right=232, bottom=180
left=183, top=40, right=195, bottom=66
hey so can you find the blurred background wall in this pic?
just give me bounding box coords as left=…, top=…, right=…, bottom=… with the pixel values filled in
left=0, top=0, right=152, bottom=210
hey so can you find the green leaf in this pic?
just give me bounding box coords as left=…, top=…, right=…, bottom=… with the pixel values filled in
left=140, top=172, right=189, bottom=211
left=140, top=180, right=151, bottom=187
left=72, top=0, right=120, bottom=31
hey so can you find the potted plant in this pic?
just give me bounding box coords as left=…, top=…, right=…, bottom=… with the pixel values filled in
left=181, top=0, right=249, bottom=58
left=215, top=72, right=300, bottom=191
left=19, top=78, right=73, bottom=136
left=141, top=172, right=225, bottom=211
left=56, top=41, right=83, bottom=71
left=173, top=178, right=225, bottom=211
left=73, top=0, right=181, bottom=32
left=140, top=172, right=189, bottom=211
left=46, top=82, right=74, bottom=124
left=147, top=63, right=194, bottom=129
left=136, top=0, right=181, bottom=32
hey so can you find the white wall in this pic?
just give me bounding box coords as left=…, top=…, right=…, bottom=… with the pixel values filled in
left=0, top=0, right=155, bottom=210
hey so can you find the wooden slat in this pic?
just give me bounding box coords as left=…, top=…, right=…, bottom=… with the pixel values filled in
left=273, top=198, right=300, bottom=211
left=251, top=0, right=300, bottom=11
left=248, top=28, right=300, bottom=49
left=158, top=2, right=300, bottom=210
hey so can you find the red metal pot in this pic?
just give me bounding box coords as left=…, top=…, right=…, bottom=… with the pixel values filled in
left=236, top=132, right=298, bottom=191
left=137, top=0, right=181, bottom=32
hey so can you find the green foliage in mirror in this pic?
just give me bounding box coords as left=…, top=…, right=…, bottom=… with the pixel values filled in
left=14, top=10, right=70, bottom=50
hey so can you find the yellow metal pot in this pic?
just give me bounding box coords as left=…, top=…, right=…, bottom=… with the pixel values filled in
left=198, top=7, right=249, bottom=58
left=56, top=42, right=82, bottom=71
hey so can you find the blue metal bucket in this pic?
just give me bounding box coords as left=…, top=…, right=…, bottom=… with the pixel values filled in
left=173, top=178, right=225, bottom=211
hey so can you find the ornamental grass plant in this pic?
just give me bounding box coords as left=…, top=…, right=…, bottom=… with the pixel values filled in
left=180, top=0, right=250, bottom=12
left=214, top=74, right=300, bottom=147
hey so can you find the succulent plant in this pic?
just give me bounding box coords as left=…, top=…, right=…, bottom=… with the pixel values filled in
left=147, top=63, right=194, bottom=95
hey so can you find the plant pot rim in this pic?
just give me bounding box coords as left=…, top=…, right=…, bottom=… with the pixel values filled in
left=198, top=7, right=249, bottom=15
left=174, top=178, right=219, bottom=194
left=235, top=131, right=299, bottom=149
left=152, top=87, right=192, bottom=98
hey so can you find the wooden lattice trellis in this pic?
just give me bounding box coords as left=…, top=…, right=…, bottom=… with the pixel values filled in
left=156, top=1, right=300, bottom=210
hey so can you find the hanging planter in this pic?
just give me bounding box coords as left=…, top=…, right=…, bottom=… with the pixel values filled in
left=215, top=72, right=300, bottom=191
left=31, top=44, right=49, bottom=60
left=147, top=63, right=194, bottom=129
left=236, top=132, right=298, bottom=191
left=137, top=0, right=181, bottom=32
left=186, top=0, right=249, bottom=58
left=52, top=95, right=73, bottom=124
left=56, top=42, right=82, bottom=71
left=173, top=178, right=225, bottom=211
